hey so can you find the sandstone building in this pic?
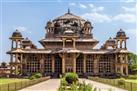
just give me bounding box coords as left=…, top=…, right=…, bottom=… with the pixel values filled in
left=7, top=10, right=129, bottom=77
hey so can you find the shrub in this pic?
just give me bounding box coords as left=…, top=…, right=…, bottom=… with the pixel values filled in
left=118, top=78, right=125, bottom=85
left=29, top=76, right=35, bottom=80
left=58, top=78, right=67, bottom=91
left=65, top=72, right=78, bottom=84
left=116, top=72, right=122, bottom=78
left=29, top=73, right=42, bottom=80
left=126, top=75, right=137, bottom=79
left=78, top=81, right=93, bottom=91
left=34, top=73, right=42, bottom=78
left=61, top=78, right=67, bottom=86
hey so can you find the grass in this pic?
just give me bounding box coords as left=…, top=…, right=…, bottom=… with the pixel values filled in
left=124, top=79, right=137, bottom=83
left=0, top=78, right=29, bottom=84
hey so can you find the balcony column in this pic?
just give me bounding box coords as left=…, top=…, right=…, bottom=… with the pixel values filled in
left=40, top=57, right=44, bottom=74
left=73, top=53, right=76, bottom=73
left=20, top=54, right=23, bottom=75
left=73, top=38, right=76, bottom=49
left=62, top=54, right=65, bottom=74
left=93, top=55, right=99, bottom=75
left=83, top=54, right=86, bottom=73
left=120, top=66, right=123, bottom=76
left=52, top=55, right=55, bottom=73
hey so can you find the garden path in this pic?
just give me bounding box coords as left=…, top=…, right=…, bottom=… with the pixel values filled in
left=79, top=78, right=127, bottom=91
left=19, top=79, right=60, bottom=91
left=20, top=78, right=127, bottom=91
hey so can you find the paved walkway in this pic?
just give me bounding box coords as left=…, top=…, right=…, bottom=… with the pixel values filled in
left=20, top=78, right=127, bottom=91
left=19, top=79, right=60, bottom=91
left=79, top=79, right=127, bottom=91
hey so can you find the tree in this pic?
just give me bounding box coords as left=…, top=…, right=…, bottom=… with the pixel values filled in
left=0, top=62, right=7, bottom=68
left=128, top=53, right=137, bottom=74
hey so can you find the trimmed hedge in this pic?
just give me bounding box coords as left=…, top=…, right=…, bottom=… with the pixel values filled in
left=29, top=73, right=42, bottom=80
left=65, top=72, right=78, bottom=84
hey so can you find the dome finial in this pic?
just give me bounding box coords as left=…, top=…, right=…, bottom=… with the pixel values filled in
left=68, top=8, right=70, bottom=14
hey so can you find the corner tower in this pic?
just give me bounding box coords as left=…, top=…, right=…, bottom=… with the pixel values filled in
left=114, top=29, right=129, bottom=49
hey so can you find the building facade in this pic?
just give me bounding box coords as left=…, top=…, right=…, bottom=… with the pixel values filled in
left=7, top=10, right=129, bottom=77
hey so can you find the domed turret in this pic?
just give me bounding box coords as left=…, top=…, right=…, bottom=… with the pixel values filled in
left=106, top=37, right=115, bottom=43
left=84, top=21, right=93, bottom=28
left=12, top=29, right=22, bottom=38
left=114, top=29, right=129, bottom=49
left=102, top=37, right=116, bottom=49
left=10, top=30, right=24, bottom=49
left=22, top=37, right=37, bottom=49
left=46, top=20, right=54, bottom=28
left=22, top=37, right=31, bottom=43
left=116, top=29, right=126, bottom=37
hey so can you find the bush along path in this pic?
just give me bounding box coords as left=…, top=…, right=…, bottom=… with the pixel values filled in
left=20, top=72, right=127, bottom=91
left=58, top=72, right=127, bottom=91
left=79, top=79, right=127, bottom=91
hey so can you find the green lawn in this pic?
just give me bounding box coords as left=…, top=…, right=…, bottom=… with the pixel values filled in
left=0, top=78, right=29, bottom=84
left=124, top=79, right=137, bottom=83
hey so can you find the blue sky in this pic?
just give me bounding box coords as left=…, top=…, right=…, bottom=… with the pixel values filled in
left=0, top=0, right=137, bottom=62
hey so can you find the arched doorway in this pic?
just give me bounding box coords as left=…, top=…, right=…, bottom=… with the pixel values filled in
left=54, top=55, right=62, bottom=77
left=76, top=54, right=83, bottom=76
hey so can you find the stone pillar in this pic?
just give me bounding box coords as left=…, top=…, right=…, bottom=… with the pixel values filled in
left=120, top=66, right=123, bottom=76
left=126, top=66, right=128, bottom=75
left=15, top=54, right=18, bottom=63
left=63, top=38, right=65, bottom=48
left=73, top=53, right=76, bottom=73
left=83, top=54, right=86, bottom=73
left=52, top=55, right=55, bottom=73
left=20, top=54, right=23, bottom=75
left=120, top=40, right=122, bottom=48
left=22, top=55, right=27, bottom=75
left=62, top=54, right=65, bottom=73
left=73, top=39, right=76, bottom=49
left=124, top=40, right=127, bottom=49
left=40, top=58, right=44, bottom=74
left=116, top=40, right=118, bottom=48
left=93, top=55, right=99, bottom=75
left=11, top=41, right=13, bottom=48
left=16, top=40, right=18, bottom=48
left=15, top=65, right=18, bottom=75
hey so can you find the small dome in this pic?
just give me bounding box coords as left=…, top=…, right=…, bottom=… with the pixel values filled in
left=116, top=29, right=126, bottom=37
left=106, top=37, right=115, bottom=43
left=22, top=37, right=32, bottom=44
left=45, top=20, right=54, bottom=29
left=47, top=20, right=52, bottom=25
left=84, top=21, right=93, bottom=28
left=85, top=20, right=91, bottom=24
left=12, top=30, right=22, bottom=38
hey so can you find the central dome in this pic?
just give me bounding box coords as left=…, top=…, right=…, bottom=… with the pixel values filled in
left=53, top=9, right=85, bottom=22
left=45, top=9, right=93, bottom=38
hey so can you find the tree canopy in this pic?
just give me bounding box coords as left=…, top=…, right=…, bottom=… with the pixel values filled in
left=128, top=53, right=137, bottom=74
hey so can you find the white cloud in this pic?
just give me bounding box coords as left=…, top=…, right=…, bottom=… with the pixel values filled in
left=69, top=3, right=76, bottom=6
left=92, top=6, right=104, bottom=12
left=122, top=6, right=136, bottom=12
left=125, top=29, right=137, bottom=35
left=16, top=26, right=27, bottom=32
left=89, top=4, right=94, bottom=8
left=81, top=12, right=111, bottom=23
left=79, top=4, right=87, bottom=9
left=113, top=13, right=136, bottom=23
left=15, top=26, right=31, bottom=34
left=121, top=0, right=136, bottom=3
